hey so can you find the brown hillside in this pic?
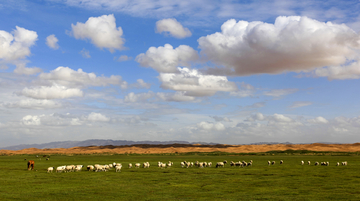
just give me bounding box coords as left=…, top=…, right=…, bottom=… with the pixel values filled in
left=1, top=143, right=360, bottom=155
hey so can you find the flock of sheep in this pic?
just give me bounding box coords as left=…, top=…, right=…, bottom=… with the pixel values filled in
left=45, top=159, right=349, bottom=173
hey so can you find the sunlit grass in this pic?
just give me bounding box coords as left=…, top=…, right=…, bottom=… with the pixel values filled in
left=0, top=151, right=359, bottom=200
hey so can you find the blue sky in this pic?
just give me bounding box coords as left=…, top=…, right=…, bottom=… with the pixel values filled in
left=1, top=0, right=360, bottom=147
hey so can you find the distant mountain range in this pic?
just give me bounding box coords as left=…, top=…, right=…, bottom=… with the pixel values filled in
left=0, top=139, right=217, bottom=150
left=0, top=139, right=297, bottom=151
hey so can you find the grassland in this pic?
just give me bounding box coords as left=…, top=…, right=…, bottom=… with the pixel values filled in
left=0, top=151, right=359, bottom=200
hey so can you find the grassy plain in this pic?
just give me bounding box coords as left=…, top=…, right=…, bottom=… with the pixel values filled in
left=0, top=151, right=359, bottom=200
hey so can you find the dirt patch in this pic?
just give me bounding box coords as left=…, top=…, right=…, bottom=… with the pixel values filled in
left=1, top=143, right=359, bottom=155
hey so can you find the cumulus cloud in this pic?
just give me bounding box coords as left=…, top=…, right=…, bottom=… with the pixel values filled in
left=263, top=88, right=298, bottom=97
left=136, top=44, right=198, bottom=73
left=71, top=14, right=125, bottom=52
left=314, top=61, right=360, bottom=80
left=308, top=116, right=329, bottom=124
left=38, top=66, right=126, bottom=88
left=46, top=34, right=59, bottom=50
left=132, top=79, right=151, bottom=89
left=0, top=26, right=37, bottom=62
left=19, top=85, right=84, bottom=99
left=197, top=121, right=225, bottom=131
left=157, top=91, right=196, bottom=102
left=289, top=101, right=312, bottom=108
left=198, top=16, right=360, bottom=77
left=87, top=112, right=110, bottom=122
left=13, top=62, right=42, bottom=75
left=22, top=115, right=42, bottom=126
left=159, top=67, right=237, bottom=97
left=156, top=18, right=192, bottom=38
left=124, top=91, right=154, bottom=103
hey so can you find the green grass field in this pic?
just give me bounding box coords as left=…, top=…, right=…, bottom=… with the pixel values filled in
left=0, top=151, right=359, bottom=200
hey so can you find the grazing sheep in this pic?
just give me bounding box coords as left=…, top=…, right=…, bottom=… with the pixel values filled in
left=65, top=165, right=75, bottom=172
left=301, top=161, right=304, bottom=165
left=271, top=161, right=275, bottom=165
left=135, top=163, right=141, bottom=168
left=115, top=164, right=122, bottom=172
left=314, top=162, right=319, bottom=166
left=87, top=165, right=94, bottom=171
left=180, top=162, right=185, bottom=168
left=336, top=162, right=340, bottom=166
left=308, top=161, right=311, bottom=165
left=235, top=162, right=243, bottom=167
left=268, top=161, right=271, bottom=165
left=230, top=161, right=235, bottom=167
left=47, top=167, right=54, bottom=173
left=342, top=161, right=348, bottom=166
left=247, top=162, right=252, bottom=166
left=216, top=162, right=225, bottom=168
left=280, top=160, right=283, bottom=165
left=128, top=163, right=133, bottom=168
left=56, top=166, right=66, bottom=173
left=207, top=162, right=212, bottom=167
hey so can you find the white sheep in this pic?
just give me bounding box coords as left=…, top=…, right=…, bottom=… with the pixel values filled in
left=128, top=163, right=133, bottom=168
left=336, top=162, right=340, bottom=166
left=56, top=166, right=66, bottom=173
left=207, top=162, right=212, bottom=167
left=115, top=164, right=122, bottom=172
left=301, top=161, right=304, bottom=165
left=87, top=165, right=94, bottom=171
left=135, top=163, right=141, bottom=168
left=216, top=162, right=225, bottom=168
left=271, top=161, right=275, bottom=165
left=280, top=160, right=283, bottom=165
left=47, top=167, right=54, bottom=173
left=268, top=161, right=271, bottom=165
left=314, top=162, right=319, bottom=166
left=308, top=161, right=311, bottom=165
left=180, top=162, right=185, bottom=168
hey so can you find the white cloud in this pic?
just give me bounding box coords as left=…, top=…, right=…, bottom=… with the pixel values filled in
left=2, top=99, right=62, bottom=109
left=156, top=18, right=192, bottom=38
left=71, top=14, right=125, bottom=52
left=289, top=101, right=312, bottom=108
left=19, top=85, right=83, bottom=99
left=79, top=48, right=90, bottom=58
left=39, top=66, right=126, bottom=88
left=270, top=113, right=293, bottom=122
left=124, top=92, right=154, bottom=103
left=87, top=112, right=110, bottom=122
left=133, top=79, right=151, bottom=89
left=157, top=91, right=196, bottom=102
left=308, top=116, right=329, bottom=124
left=263, top=88, right=298, bottom=97
left=198, top=16, right=360, bottom=77
left=136, top=44, right=198, bottom=73
left=197, top=121, right=225, bottom=131
left=46, top=34, right=59, bottom=50
left=0, top=26, right=37, bottom=62
left=315, top=61, right=360, bottom=80
left=22, top=115, right=42, bottom=126
left=13, top=62, right=42, bottom=75
left=159, top=67, right=237, bottom=97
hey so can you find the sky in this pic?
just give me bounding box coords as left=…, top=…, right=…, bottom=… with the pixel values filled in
left=1, top=0, right=360, bottom=147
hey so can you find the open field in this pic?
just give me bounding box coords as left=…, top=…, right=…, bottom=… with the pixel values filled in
left=1, top=151, right=360, bottom=200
